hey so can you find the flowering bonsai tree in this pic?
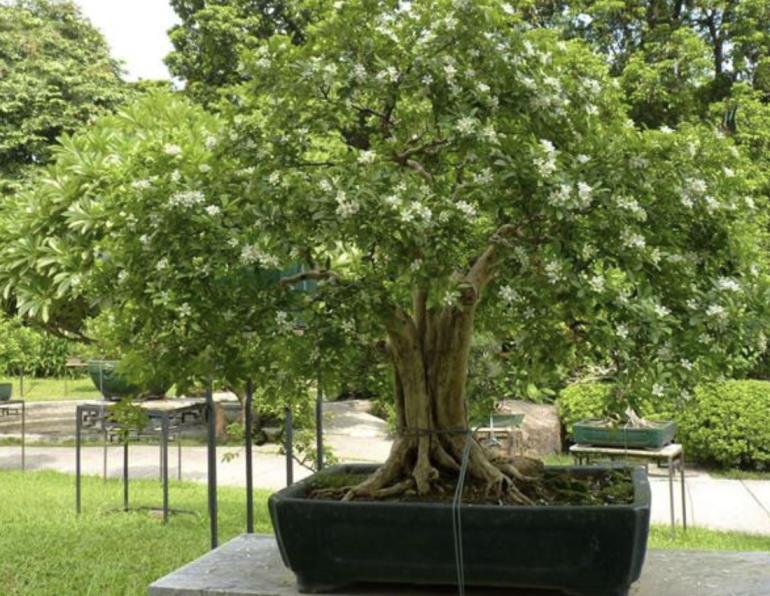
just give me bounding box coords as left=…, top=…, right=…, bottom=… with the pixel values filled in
left=221, top=0, right=766, bottom=500
left=1, top=1, right=767, bottom=502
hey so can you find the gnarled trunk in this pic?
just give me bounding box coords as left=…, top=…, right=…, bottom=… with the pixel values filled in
left=344, top=225, right=540, bottom=503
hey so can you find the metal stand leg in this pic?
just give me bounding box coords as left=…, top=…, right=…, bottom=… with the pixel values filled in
left=177, top=435, right=182, bottom=481
left=123, top=440, right=129, bottom=512
left=680, top=453, right=687, bottom=530
left=315, top=378, right=324, bottom=471
left=21, top=401, right=25, bottom=471
left=103, top=428, right=108, bottom=480
left=159, top=437, right=164, bottom=482
left=668, top=455, right=675, bottom=531
left=206, top=385, right=218, bottom=549
left=76, top=407, right=82, bottom=514
left=162, top=416, right=169, bottom=524
left=245, top=380, right=254, bottom=534
left=285, top=405, right=293, bottom=486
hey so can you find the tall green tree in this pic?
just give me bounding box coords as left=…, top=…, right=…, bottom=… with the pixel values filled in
left=166, top=0, right=307, bottom=104
left=0, top=0, right=127, bottom=195
left=6, top=1, right=767, bottom=500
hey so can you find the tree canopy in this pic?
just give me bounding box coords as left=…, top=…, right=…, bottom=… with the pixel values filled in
left=0, top=0, right=127, bottom=195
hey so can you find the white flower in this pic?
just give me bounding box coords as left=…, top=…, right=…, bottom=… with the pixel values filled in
left=476, top=82, right=491, bottom=94
left=621, top=229, right=646, bottom=250
left=401, top=202, right=432, bottom=224
left=178, top=303, right=192, bottom=318
left=319, top=179, right=333, bottom=193
left=652, top=384, right=665, bottom=397
left=501, top=2, right=514, bottom=15
left=357, top=150, right=377, bottom=165
left=377, top=66, right=399, bottom=83
left=616, top=196, right=646, bottom=221
left=585, top=104, right=599, bottom=116
left=117, top=270, right=129, bottom=283
left=421, top=73, right=434, bottom=86
left=499, top=285, right=518, bottom=303
left=455, top=200, right=476, bottom=219
left=352, top=63, right=367, bottom=82
left=480, top=124, right=499, bottom=143
left=169, top=190, right=205, bottom=208
left=341, top=319, right=356, bottom=334
left=205, top=205, right=221, bottom=216
left=474, top=168, right=493, bottom=185
left=275, top=310, right=292, bottom=333
left=410, top=259, right=422, bottom=273
left=540, top=139, right=556, bottom=154
left=443, top=63, right=457, bottom=80
left=687, top=178, right=707, bottom=195
left=156, top=257, right=169, bottom=271
left=716, top=277, right=741, bottom=293
left=723, top=167, right=735, bottom=178
left=131, top=179, right=151, bottom=190
left=706, top=304, right=727, bottom=319
left=443, top=289, right=460, bottom=306
left=336, top=191, right=360, bottom=218
left=548, top=184, right=572, bottom=207
left=576, top=154, right=591, bottom=164
left=588, top=275, right=605, bottom=292
left=164, top=144, right=182, bottom=156
left=268, top=171, right=281, bottom=186
left=455, top=116, right=476, bottom=136
left=616, top=324, right=629, bottom=339
left=659, top=125, right=674, bottom=134
left=205, top=135, right=218, bottom=149
left=139, top=234, right=150, bottom=246
left=577, top=181, right=593, bottom=206
left=544, top=260, right=562, bottom=284
left=680, top=359, right=693, bottom=371
left=240, top=245, right=280, bottom=267
left=199, top=164, right=212, bottom=174
left=384, top=194, right=400, bottom=208
left=171, top=170, right=182, bottom=183
left=653, top=303, right=670, bottom=318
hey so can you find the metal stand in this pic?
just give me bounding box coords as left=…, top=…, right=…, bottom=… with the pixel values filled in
left=75, top=400, right=204, bottom=523
left=0, top=399, right=25, bottom=470
left=206, top=385, right=218, bottom=549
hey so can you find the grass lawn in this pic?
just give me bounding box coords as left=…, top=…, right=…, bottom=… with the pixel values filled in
left=0, top=376, right=102, bottom=401
left=0, top=470, right=271, bottom=596
left=0, top=470, right=767, bottom=595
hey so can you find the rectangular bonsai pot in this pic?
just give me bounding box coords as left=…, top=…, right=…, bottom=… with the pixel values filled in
left=269, top=463, right=651, bottom=596
left=573, top=419, right=676, bottom=448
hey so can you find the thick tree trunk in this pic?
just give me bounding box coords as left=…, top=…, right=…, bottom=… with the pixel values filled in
left=344, top=225, right=540, bottom=503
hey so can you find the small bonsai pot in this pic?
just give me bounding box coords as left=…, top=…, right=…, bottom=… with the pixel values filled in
left=573, top=419, right=676, bottom=448
left=0, top=383, right=11, bottom=401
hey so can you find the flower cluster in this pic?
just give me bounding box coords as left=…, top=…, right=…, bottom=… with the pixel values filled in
left=169, top=190, right=205, bottom=208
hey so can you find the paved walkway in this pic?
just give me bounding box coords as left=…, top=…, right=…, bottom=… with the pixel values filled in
left=1, top=399, right=768, bottom=535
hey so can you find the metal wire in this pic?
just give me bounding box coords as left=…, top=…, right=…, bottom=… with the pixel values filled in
left=452, top=431, right=473, bottom=596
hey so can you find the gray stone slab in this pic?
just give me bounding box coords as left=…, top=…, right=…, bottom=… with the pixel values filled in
left=148, top=534, right=770, bottom=596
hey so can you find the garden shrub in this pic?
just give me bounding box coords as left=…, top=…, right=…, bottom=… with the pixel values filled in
left=557, top=383, right=614, bottom=435
left=678, top=381, right=770, bottom=471
left=0, top=317, right=72, bottom=377
left=559, top=380, right=770, bottom=470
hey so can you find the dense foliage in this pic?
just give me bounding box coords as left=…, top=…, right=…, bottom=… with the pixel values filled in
left=0, top=0, right=127, bottom=195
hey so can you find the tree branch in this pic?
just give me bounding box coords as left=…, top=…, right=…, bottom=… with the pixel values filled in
left=405, top=159, right=433, bottom=183
left=465, top=223, right=525, bottom=296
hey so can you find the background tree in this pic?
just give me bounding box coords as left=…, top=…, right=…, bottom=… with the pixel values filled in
left=0, top=0, right=127, bottom=195
left=166, top=0, right=307, bottom=105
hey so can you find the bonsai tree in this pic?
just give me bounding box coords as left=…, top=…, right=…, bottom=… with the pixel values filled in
left=222, top=0, right=767, bottom=500
left=1, top=1, right=767, bottom=503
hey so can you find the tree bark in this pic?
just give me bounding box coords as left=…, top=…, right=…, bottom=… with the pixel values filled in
left=344, top=224, right=536, bottom=503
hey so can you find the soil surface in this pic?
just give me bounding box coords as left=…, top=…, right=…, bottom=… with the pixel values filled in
left=306, top=467, right=634, bottom=506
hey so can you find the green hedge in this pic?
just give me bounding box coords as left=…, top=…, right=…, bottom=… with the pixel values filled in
left=558, top=380, right=770, bottom=471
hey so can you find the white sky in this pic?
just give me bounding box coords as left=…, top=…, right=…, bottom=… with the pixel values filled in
left=73, top=0, right=179, bottom=81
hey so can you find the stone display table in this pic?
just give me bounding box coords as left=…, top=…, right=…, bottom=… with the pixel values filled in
left=149, top=534, right=770, bottom=596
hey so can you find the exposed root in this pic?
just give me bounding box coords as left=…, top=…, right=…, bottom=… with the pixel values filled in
left=370, top=478, right=415, bottom=498
left=343, top=438, right=413, bottom=501
left=430, top=439, right=461, bottom=473
left=413, top=436, right=439, bottom=494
